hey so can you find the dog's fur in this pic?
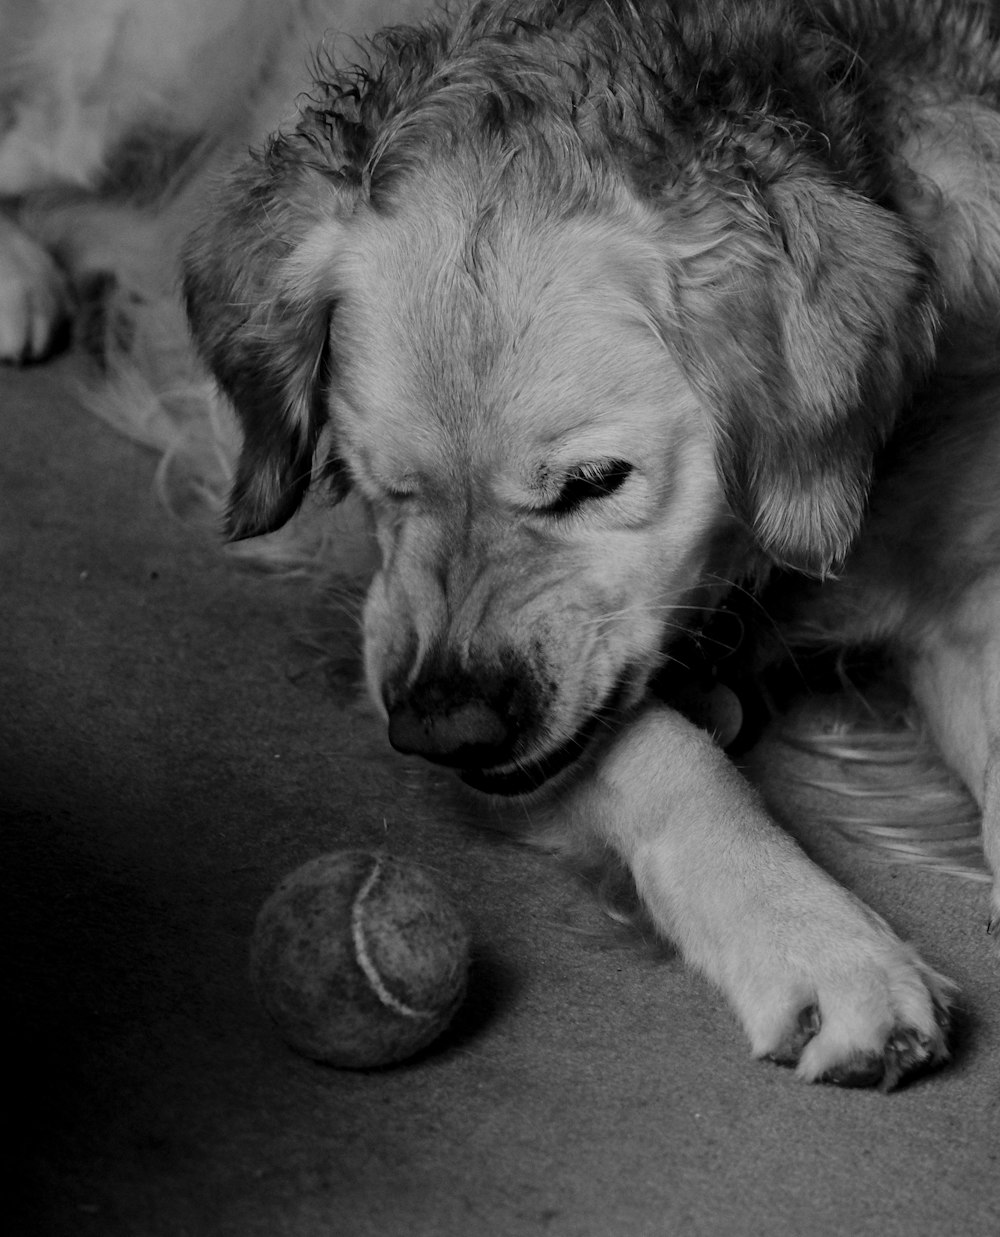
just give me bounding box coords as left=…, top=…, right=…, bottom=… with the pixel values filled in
left=7, top=0, right=1000, bottom=1088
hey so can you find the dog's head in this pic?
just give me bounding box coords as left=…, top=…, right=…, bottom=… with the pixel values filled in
left=183, top=11, right=938, bottom=794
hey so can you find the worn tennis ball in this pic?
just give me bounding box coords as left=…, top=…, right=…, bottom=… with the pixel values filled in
left=250, top=851, right=470, bottom=1068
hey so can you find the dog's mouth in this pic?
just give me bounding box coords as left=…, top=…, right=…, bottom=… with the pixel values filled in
left=458, top=676, right=633, bottom=798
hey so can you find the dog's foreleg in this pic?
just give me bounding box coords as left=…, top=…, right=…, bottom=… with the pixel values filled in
left=908, top=574, right=1000, bottom=931
left=566, top=705, right=953, bottom=1087
left=982, top=756, right=1000, bottom=933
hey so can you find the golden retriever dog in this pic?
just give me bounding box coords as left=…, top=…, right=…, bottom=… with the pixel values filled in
left=8, top=0, right=1000, bottom=1089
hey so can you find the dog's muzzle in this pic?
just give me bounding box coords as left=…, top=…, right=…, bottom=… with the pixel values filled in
left=388, top=689, right=591, bottom=796
left=384, top=655, right=538, bottom=776
left=384, top=658, right=631, bottom=798
left=387, top=695, right=513, bottom=769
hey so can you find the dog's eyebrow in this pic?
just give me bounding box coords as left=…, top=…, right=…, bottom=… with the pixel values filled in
left=529, top=424, right=642, bottom=461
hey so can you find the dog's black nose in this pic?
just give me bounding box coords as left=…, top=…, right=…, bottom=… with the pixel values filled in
left=387, top=696, right=512, bottom=768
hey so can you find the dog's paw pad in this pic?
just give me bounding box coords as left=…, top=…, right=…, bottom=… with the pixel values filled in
left=803, top=974, right=952, bottom=1089
left=751, top=944, right=955, bottom=1089
left=767, top=1011, right=948, bottom=1089
left=819, top=1049, right=892, bottom=1089
left=883, top=1021, right=951, bottom=1089
left=816, top=1023, right=946, bottom=1090
left=762, top=1009, right=941, bottom=1088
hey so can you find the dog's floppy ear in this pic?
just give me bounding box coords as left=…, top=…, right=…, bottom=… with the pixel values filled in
left=670, top=175, right=937, bottom=575
left=183, top=138, right=356, bottom=541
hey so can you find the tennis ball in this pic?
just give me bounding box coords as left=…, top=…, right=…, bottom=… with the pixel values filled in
left=250, top=851, right=470, bottom=1068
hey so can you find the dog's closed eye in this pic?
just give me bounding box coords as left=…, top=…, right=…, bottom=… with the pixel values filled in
left=545, top=460, right=634, bottom=516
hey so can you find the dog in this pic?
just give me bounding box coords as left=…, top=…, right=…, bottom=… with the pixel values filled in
left=9, top=0, right=1000, bottom=1089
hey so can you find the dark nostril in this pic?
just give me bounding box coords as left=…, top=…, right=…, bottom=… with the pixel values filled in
left=387, top=698, right=511, bottom=767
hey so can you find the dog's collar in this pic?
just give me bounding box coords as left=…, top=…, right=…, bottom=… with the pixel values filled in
left=649, top=602, right=770, bottom=756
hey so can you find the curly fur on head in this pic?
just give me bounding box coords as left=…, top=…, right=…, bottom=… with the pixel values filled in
left=183, top=0, right=951, bottom=576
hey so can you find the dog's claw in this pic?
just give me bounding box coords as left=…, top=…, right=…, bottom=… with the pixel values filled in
left=817, top=1029, right=934, bottom=1090
left=760, top=976, right=952, bottom=1089
left=766, top=1004, right=821, bottom=1067
left=770, top=1023, right=946, bottom=1090
left=766, top=1013, right=940, bottom=1089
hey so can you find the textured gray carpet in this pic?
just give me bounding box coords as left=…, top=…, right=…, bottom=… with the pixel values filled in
left=3, top=360, right=998, bottom=1236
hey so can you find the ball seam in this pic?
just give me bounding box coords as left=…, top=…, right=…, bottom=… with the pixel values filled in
left=351, top=857, right=438, bottom=1022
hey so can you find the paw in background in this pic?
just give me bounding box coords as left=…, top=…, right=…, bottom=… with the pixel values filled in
left=0, top=212, right=67, bottom=362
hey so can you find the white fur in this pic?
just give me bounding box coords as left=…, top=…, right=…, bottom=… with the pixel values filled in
left=563, top=705, right=953, bottom=1082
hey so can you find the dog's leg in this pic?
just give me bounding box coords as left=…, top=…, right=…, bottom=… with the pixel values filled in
left=0, top=211, right=67, bottom=362
left=565, top=705, right=953, bottom=1087
left=983, top=757, right=1000, bottom=933
left=908, top=574, right=1000, bottom=930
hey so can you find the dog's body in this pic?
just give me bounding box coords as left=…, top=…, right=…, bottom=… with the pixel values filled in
left=8, top=0, right=1000, bottom=1087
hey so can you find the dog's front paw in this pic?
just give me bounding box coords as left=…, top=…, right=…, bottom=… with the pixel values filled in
left=577, top=704, right=956, bottom=1090
left=740, top=919, right=955, bottom=1089
left=0, top=217, right=68, bottom=363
